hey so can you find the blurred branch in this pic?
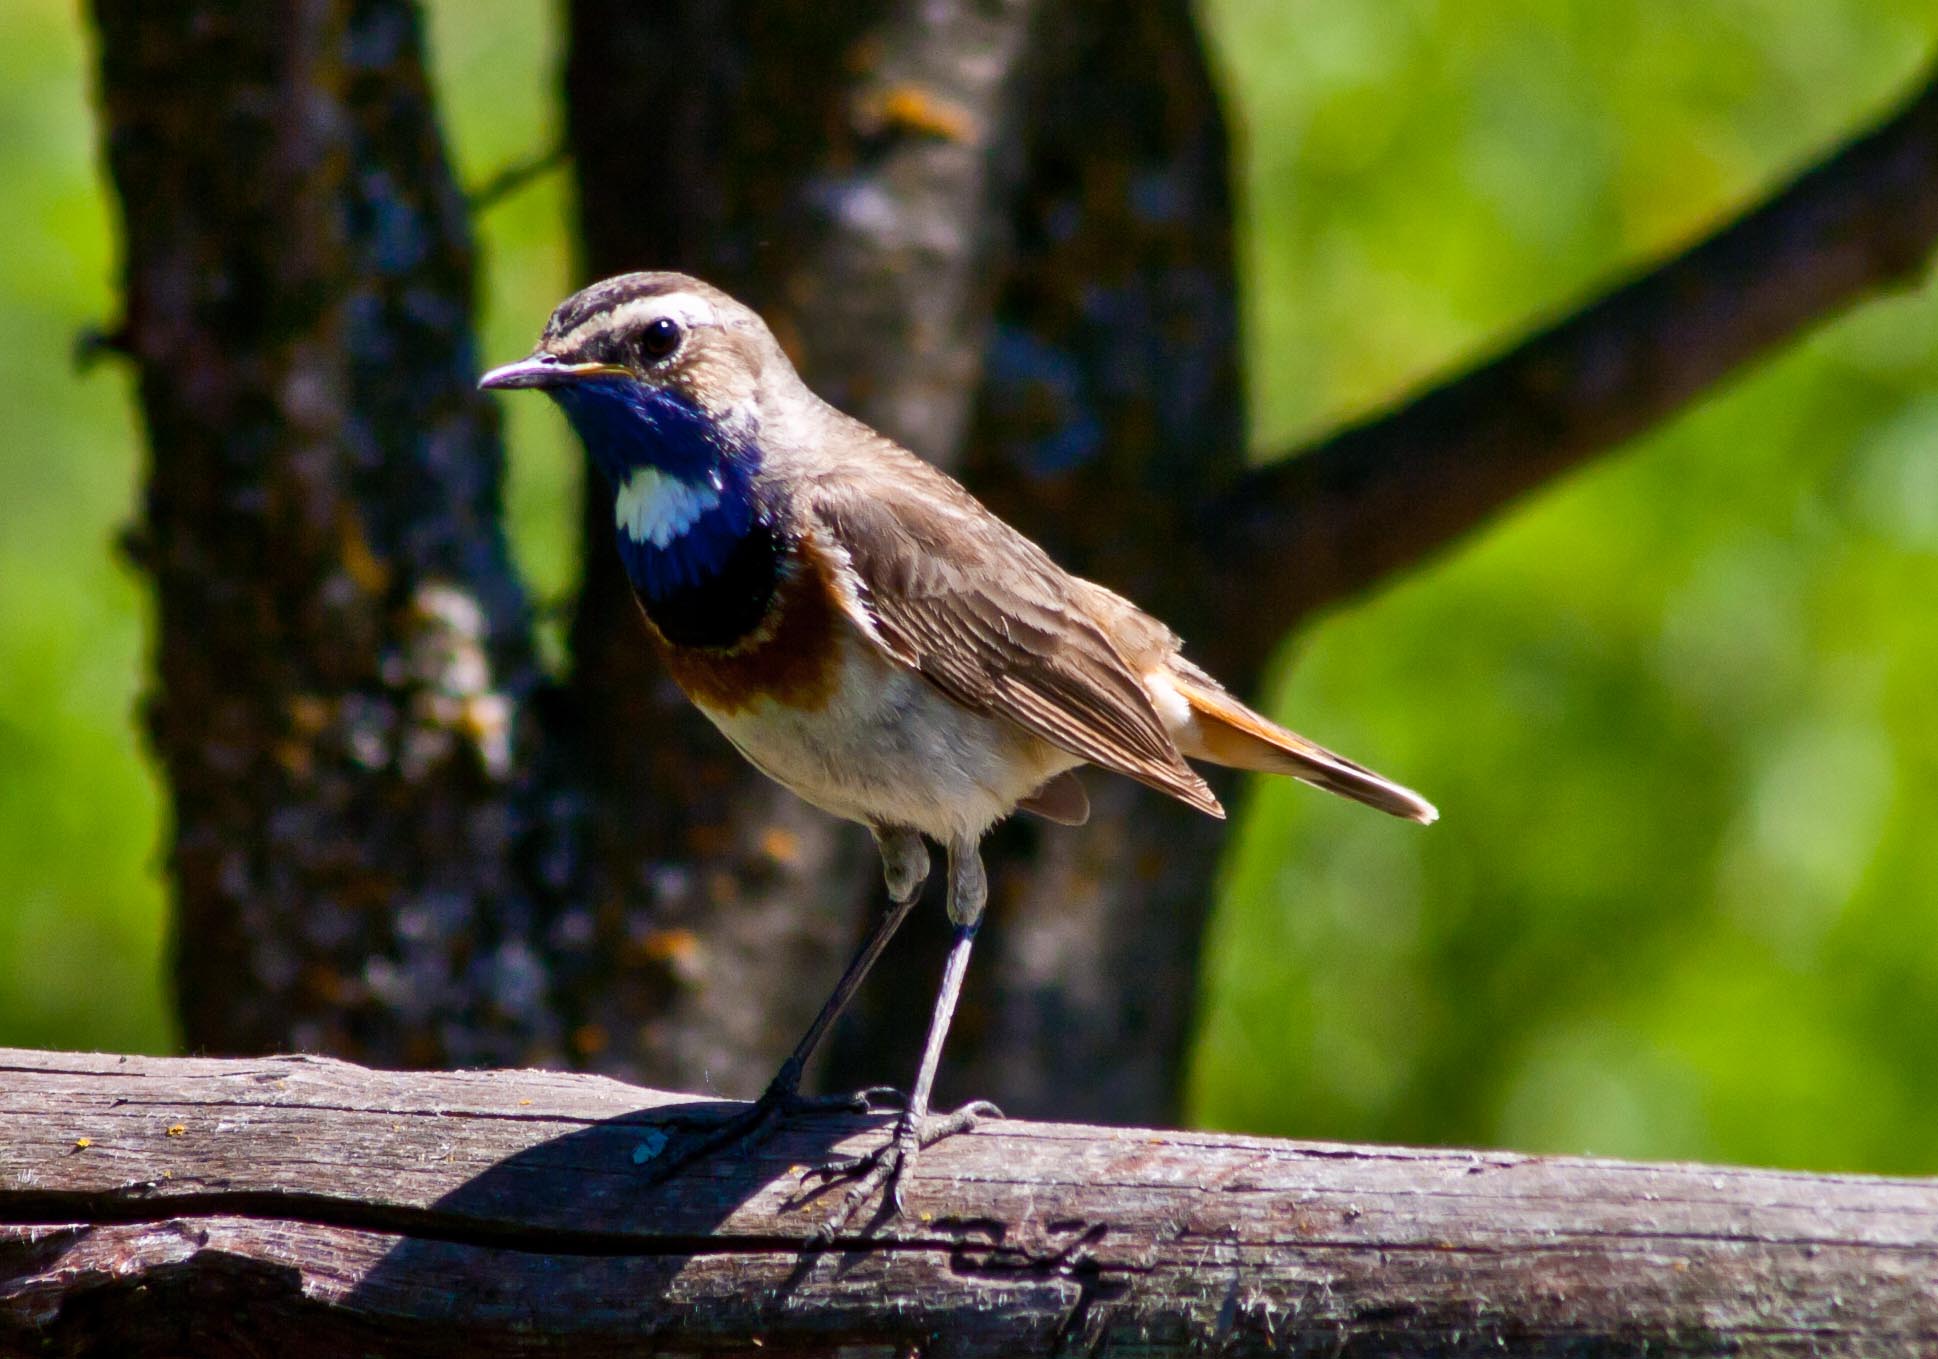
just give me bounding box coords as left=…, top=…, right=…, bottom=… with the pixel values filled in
left=1203, top=56, right=1938, bottom=667
left=468, top=140, right=569, bottom=213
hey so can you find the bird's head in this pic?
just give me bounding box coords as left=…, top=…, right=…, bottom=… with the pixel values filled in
left=479, top=271, right=789, bottom=489
left=482, top=272, right=801, bottom=599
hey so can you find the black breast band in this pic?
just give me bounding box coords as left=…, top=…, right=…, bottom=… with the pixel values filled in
left=636, top=519, right=785, bottom=650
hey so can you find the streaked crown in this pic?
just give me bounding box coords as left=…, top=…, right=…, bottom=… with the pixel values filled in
left=480, top=272, right=789, bottom=416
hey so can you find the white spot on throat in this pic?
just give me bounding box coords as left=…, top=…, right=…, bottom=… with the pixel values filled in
left=614, top=466, right=721, bottom=548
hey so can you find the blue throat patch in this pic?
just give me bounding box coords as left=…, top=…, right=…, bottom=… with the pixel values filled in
left=550, top=379, right=763, bottom=602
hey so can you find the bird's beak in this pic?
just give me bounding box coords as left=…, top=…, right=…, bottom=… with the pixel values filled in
left=478, top=354, right=631, bottom=391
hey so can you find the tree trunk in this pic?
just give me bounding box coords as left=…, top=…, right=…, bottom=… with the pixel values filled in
left=90, top=0, right=582, bottom=1068
left=564, top=0, right=1246, bottom=1126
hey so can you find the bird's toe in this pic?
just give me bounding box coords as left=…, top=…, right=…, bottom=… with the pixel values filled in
left=795, top=1098, right=999, bottom=1237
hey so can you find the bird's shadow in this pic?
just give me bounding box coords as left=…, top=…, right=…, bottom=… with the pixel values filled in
left=340, top=1094, right=895, bottom=1337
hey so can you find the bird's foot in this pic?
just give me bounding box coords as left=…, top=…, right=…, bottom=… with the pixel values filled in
left=799, top=1099, right=1002, bottom=1239
left=642, top=1076, right=904, bottom=1186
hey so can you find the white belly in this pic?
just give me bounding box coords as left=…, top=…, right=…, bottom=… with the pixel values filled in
left=695, top=641, right=1079, bottom=843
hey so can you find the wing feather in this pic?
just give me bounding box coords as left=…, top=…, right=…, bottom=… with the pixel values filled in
left=806, top=456, right=1222, bottom=818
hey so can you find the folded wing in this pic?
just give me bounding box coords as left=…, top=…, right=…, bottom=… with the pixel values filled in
left=807, top=455, right=1224, bottom=820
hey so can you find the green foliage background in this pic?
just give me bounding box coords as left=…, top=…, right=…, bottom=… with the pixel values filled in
left=4, top=1, right=1936, bottom=1172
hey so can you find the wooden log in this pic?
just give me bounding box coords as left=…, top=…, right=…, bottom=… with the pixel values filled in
left=1, top=1048, right=1935, bottom=1356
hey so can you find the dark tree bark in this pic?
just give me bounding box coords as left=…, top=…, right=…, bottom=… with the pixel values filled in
left=88, top=1, right=1938, bottom=1130
left=90, top=0, right=583, bottom=1067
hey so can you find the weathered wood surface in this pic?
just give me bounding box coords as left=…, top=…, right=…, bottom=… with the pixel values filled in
left=2, top=1050, right=1936, bottom=1355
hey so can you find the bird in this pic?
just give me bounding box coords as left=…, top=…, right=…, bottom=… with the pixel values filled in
left=480, top=271, right=1436, bottom=1226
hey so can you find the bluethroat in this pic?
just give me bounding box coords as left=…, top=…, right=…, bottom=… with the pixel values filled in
left=482, top=272, right=1436, bottom=1225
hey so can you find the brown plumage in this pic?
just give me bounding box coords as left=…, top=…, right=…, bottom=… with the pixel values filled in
left=800, top=413, right=1434, bottom=826
left=803, top=437, right=1223, bottom=819
left=1164, top=664, right=1436, bottom=822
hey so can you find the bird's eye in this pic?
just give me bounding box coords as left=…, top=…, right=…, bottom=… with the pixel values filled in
left=639, top=316, right=682, bottom=362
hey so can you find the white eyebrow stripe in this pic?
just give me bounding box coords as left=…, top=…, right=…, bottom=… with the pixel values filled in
left=555, top=293, right=717, bottom=352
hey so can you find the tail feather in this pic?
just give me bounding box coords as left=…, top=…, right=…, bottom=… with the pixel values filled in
left=1166, top=672, right=1438, bottom=824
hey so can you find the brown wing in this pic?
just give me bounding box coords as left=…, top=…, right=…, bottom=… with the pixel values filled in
left=806, top=457, right=1223, bottom=819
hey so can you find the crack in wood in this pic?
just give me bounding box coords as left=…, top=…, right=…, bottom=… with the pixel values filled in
left=0, top=1189, right=980, bottom=1262
left=0, top=1188, right=1154, bottom=1278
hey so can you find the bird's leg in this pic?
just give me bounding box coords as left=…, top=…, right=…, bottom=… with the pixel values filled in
left=758, top=827, right=929, bottom=1108
left=808, top=834, right=1002, bottom=1235
left=640, top=828, right=929, bottom=1184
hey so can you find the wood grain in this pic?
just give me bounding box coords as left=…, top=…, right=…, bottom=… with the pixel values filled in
left=3, top=1048, right=1935, bottom=1356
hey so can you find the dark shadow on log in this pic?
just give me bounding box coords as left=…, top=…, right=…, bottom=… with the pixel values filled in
left=346, top=1101, right=865, bottom=1332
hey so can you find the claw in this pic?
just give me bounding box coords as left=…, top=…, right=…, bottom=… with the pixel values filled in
left=850, top=1084, right=908, bottom=1114
left=797, top=1099, right=1001, bottom=1236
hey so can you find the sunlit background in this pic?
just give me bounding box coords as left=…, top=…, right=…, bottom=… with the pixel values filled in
left=4, top=1, right=1936, bottom=1172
